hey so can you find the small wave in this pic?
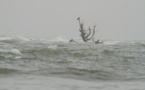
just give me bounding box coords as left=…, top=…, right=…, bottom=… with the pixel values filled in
left=0, top=68, right=19, bottom=74
left=37, top=67, right=119, bottom=80
left=11, top=49, right=22, bottom=55
left=67, top=68, right=118, bottom=80
left=0, top=48, right=22, bottom=59
left=101, top=49, right=114, bottom=56
left=0, top=49, right=22, bottom=55
left=135, top=42, right=145, bottom=48
left=0, top=37, right=16, bottom=43
left=0, top=36, right=13, bottom=41
left=141, top=44, right=145, bottom=48
left=0, top=36, right=34, bottom=44
left=47, top=45, right=58, bottom=50
left=28, top=46, right=93, bottom=58
left=24, top=47, right=64, bottom=57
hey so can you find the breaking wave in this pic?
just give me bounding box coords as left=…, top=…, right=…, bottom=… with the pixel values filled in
left=0, top=48, right=22, bottom=59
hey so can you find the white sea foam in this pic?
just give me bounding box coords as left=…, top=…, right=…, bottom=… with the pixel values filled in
left=11, top=49, right=22, bottom=55
left=47, top=45, right=58, bottom=50
left=48, top=37, right=68, bottom=42
left=0, top=48, right=22, bottom=55
left=0, top=37, right=13, bottom=41
left=103, top=40, right=119, bottom=45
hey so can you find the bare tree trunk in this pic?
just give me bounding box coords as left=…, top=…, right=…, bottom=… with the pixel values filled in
left=77, top=17, right=96, bottom=42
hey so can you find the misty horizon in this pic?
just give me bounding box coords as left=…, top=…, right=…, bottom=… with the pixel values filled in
left=0, top=0, right=145, bottom=41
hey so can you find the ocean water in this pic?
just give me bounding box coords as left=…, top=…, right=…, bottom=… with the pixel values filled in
left=0, top=36, right=145, bottom=90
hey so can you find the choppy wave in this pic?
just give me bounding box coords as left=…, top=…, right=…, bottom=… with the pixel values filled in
left=0, top=36, right=145, bottom=81
left=0, top=68, right=19, bottom=74
left=47, top=37, right=69, bottom=42
left=0, top=48, right=22, bottom=59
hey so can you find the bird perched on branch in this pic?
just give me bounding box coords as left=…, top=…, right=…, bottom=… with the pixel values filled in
left=77, top=17, right=80, bottom=20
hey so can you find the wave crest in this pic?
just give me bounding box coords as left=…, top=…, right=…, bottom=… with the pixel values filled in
left=0, top=68, right=19, bottom=74
left=0, top=48, right=22, bottom=59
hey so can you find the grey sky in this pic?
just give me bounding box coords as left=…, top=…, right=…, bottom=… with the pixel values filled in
left=0, top=0, right=145, bottom=40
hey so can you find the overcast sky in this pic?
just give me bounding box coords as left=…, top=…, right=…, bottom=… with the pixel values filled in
left=0, top=0, right=145, bottom=40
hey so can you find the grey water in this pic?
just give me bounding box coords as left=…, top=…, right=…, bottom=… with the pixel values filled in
left=0, top=36, right=145, bottom=90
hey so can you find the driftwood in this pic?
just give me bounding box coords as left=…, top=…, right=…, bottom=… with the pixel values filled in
left=77, top=17, right=96, bottom=42
left=92, top=38, right=103, bottom=44
left=69, top=39, right=75, bottom=42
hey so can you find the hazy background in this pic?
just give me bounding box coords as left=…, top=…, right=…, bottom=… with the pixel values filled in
left=0, top=0, right=145, bottom=40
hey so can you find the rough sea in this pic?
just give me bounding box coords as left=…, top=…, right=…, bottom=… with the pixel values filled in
left=0, top=36, right=145, bottom=90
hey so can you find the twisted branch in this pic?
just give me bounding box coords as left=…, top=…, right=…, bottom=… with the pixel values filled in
left=77, top=17, right=96, bottom=42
